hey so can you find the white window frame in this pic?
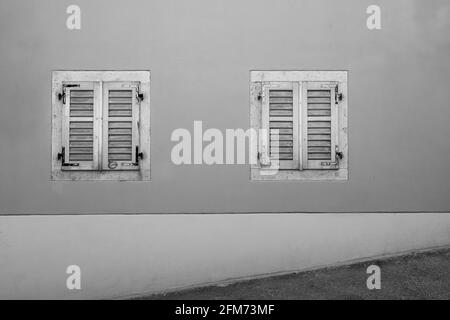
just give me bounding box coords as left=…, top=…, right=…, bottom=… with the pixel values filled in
left=51, top=71, right=151, bottom=181
left=250, top=71, right=348, bottom=181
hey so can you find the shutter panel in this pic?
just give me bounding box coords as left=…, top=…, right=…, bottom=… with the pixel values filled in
left=302, top=81, right=339, bottom=169
left=102, top=82, right=140, bottom=170
left=61, top=82, right=100, bottom=170
left=260, top=82, right=300, bottom=170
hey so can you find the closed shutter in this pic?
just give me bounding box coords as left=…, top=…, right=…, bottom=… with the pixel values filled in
left=102, top=82, right=141, bottom=170
left=302, top=81, right=339, bottom=169
left=61, top=82, right=100, bottom=170
left=260, top=82, right=300, bottom=170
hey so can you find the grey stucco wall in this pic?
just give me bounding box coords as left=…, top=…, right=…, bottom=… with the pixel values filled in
left=0, top=0, right=449, bottom=214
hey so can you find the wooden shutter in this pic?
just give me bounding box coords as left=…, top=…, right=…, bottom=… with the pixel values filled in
left=260, top=81, right=300, bottom=170
left=102, top=82, right=140, bottom=170
left=61, top=82, right=100, bottom=170
left=302, top=81, right=339, bottom=169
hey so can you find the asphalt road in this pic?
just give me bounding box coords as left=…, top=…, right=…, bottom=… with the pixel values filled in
left=138, top=248, right=450, bottom=300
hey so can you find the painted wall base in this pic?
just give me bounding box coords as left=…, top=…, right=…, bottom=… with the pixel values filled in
left=0, top=213, right=449, bottom=299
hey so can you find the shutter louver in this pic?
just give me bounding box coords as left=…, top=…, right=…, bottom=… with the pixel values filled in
left=302, top=82, right=339, bottom=169
left=62, top=82, right=99, bottom=170
left=102, top=82, right=140, bottom=170
left=69, top=90, right=94, bottom=162
left=261, top=82, right=299, bottom=170
left=69, top=121, right=93, bottom=161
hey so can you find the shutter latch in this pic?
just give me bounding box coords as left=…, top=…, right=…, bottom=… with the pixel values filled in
left=321, top=146, right=343, bottom=168
left=57, top=147, right=79, bottom=166
left=58, top=84, right=80, bottom=104
left=132, top=146, right=144, bottom=166
left=335, top=85, right=343, bottom=104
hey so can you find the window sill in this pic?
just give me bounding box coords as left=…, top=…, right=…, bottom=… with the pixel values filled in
left=250, top=167, right=348, bottom=181
left=51, top=169, right=150, bottom=181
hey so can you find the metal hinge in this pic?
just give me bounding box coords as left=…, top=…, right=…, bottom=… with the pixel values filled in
left=335, top=85, right=343, bottom=104
left=57, top=147, right=79, bottom=166
left=132, top=146, right=144, bottom=166
left=58, top=84, right=80, bottom=104
left=257, top=91, right=263, bottom=101
left=136, top=85, right=144, bottom=102
left=257, top=82, right=270, bottom=101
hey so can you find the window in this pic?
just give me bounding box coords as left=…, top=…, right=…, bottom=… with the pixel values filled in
left=250, top=71, right=348, bottom=180
left=51, top=71, right=150, bottom=180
